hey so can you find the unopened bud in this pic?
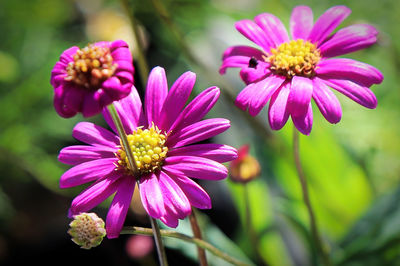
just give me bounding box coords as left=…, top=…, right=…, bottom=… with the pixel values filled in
left=68, top=212, right=106, bottom=249
left=229, top=145, right=260, bottom=183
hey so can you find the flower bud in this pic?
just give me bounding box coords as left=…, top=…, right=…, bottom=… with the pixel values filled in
left=229, top=145, right=260, bottom=183
left=68, top=212, right=106, bottom=249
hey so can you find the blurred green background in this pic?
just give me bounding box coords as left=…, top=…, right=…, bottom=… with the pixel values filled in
left=0, top=0, right=399, bottom=265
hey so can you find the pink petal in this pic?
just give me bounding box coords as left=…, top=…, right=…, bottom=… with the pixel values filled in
left=235, top=83, right=258, bottom=111
left=239, top=61, right=271, bottom=85
left=106, top=176, right=136, bottom=239
left=167, top=118, right=230, bottom=148
left=114, top=60, right=135, bottom=73
left=139, top=173, right=166, bottom=219
left=288, top=76, right=314, bottom=117
left=72, top=122, right=119, bottom=148
left=50, top=62, right=67, bottom=87
left=319, top=24, right=378, bottom=57
left=82, top=91, right=102, bottom=118
left=159, top=171, right=191, bottom=219
left=159, top=71, right=196, bottom=131
left=59, top=46, right=79, bottom=64
left=308, top=6, right=352, bottom=45
left=53, top=85, right=77, bottom=118
left=58, top=145, right=116, bottom=165
left=316, top=58, right=383, bottom=87
left=69, top=172, right=122, bottom=216
left=167, top=144, right=238, bottom=163
left=160, top=211, right=179, bottom=228
left=102, top=76, right=127, bottom=99
left=115, top=70, right=134, bottom=83
left=145, top=67, right=168, bottom=126
left=292, top=103, right=313, bottom=135
left=235, top=20, right=275, bottom=51
left=322, top=78, right=377, bottom=109
left=248, top=75, right=286, bottom=116
left=290, top=6, right=314, bottom=40
left=110, top=39, right=129, bottom=51
left=312, top=77, right=342, bottom=124
left=268, top=81, right=290, bottom=130
left=169, top=86, right=220, bottom=133
left=63, top=85, right=84, bottom=113
left=219, top=56, right=252, bottom=74
left=222, top=45, right=265, bottom=60
left=254, top=13, right=290, bottom=47
left=164, top=156, right=228, bottom=180
left=60, top=158, right=118, bottom=188
left=164, top=171, right=211, bottom=209
left=110, top=40, right=132, bottom=62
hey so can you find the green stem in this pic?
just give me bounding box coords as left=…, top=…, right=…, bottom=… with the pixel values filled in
left=107, top=104, right=138, bottom=173
left=120, top=0, right=149, bottom=86
left=189, top=209, right=208, bottom=266
left=121, top=226, right=251, bottom=266
left=108, top=105, right=168, bottom=265
left=150, top=216, right=169, bottom=266
left=293, top=129, right=331, bottom=266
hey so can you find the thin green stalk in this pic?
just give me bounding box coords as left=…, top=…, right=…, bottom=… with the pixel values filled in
left=107, top=104, right=137, bottom=173
left=120, top=0, right=149, bottom=86
left=293, top=129, right=331, bottom=266
left=189, top=209, right=208, bottom=266
left=108, top=105, right=168, bottom=266
left=150, top=216, right=169, bottom=266
left=121, top=226, right=251, bottom=266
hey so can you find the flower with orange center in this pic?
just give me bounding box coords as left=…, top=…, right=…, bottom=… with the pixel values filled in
left=51, top=40, right=134, bottom=118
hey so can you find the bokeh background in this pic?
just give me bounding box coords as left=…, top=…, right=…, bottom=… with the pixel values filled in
left=0, top=0, right=399, bottom=265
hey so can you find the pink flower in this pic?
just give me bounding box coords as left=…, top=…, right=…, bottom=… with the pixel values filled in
left=51, top=40, right=134, bottom=118
left=58, top=67, right=237, bottom=238
left=220, top=5, right=383, bottom=135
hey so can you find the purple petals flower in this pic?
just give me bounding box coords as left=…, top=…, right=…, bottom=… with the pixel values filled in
left=59, top=67, right=237, bottom=238
left=51, top=40, right=134, bottom=118
left=220, top=5, right=383, bottom=135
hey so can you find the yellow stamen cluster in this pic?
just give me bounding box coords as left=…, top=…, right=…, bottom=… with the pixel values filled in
left=117, top=125, right=168, bottom=175
left=267, top=39, right=321, bottom=78
left=65, top=44, right=117, bottom=89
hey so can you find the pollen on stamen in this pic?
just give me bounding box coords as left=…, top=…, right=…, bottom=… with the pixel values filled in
left=267, top=39, right=321, bottom=78
left=117, top=124, right=168, bottom=175
left=65, top=44, right=117, bottom=89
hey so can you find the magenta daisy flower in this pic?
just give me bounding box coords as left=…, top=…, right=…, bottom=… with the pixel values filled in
left=50, top=40, right=134, bottom=118
left=220, top=5, right=383, bottom=135
left=58, top=67, right=237, bottom=238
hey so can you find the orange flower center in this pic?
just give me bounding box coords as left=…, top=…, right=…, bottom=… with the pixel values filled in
left=65, top=44, right=117, bottom=89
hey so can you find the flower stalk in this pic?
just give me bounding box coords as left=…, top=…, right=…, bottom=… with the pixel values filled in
left=108, top=104, right=168, bottom=266
left=150, top=216, right=169, bottom=266
left=293, top=129, right=331, bottom=266
left=189, top=209, right=208, bottom=266
left=120, top=0, right=149, bottom=86
left=107, top=104, right=138, bottom=174
left=121, top=226, right=251, bottom=266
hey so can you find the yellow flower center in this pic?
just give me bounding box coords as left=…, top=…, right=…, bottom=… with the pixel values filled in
left=117, top=125, right=168, bottom=175
left=267, top=39, right=321, bottom=78
left=65, top=44, right=117, bottom=89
